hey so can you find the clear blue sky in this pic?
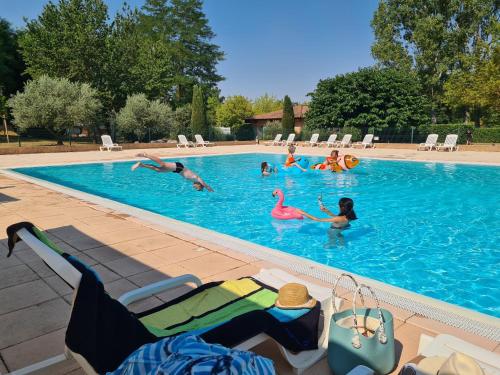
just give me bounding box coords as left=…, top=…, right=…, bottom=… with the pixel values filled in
left=0, top=0, right=379, bottom=102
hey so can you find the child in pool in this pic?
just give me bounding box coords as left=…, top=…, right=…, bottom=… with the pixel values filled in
left=261, top=162, right=277, bottom=176
left=285, top=145, right=307, bottom=171
left=296, top=197, right=357, bottom=229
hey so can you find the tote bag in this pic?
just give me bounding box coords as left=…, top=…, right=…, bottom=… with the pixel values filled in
left=328, top=275, right=395, bottom=375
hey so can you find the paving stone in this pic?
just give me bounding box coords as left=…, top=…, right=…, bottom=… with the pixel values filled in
left=91, top=264, right=121, bottom=283
left=0, top=264, right=38, bottom=290
left=1, top=329, right=65, bottom=371
left=104, top=257, right=152, bottom=277
left=0, top=298, right=70, bottom=349
left=27, top=259, right=57, bottom=278
left=177, top=253, right=245, bottom=278
left=150, top=245, right=210, bottom=265
left=44, top=275, right=73, bottom=296
left=0, top=280, right=58, bottom=316
left=0, top=356, right=7, bottom=373
left=204, top=264, right=261, bottom=282
left=104, top=278, right=137, bottom=299
left=83, top=245, right=126, bottom=263
left=112, top=234, right=181, bottom=255
left=0, top=253, right=22, bottom=271
left=127, top=264, right=189, bottom=287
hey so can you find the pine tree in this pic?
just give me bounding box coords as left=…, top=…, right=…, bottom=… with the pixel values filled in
left=190, top=85, right=207, bottom=138
left=281, top=95, right=295, bottom=135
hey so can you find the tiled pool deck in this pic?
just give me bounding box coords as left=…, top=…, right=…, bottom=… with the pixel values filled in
left=0, top=145, right=499, bottom=374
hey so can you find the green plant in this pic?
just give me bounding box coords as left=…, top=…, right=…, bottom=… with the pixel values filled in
left=472, top=128, right=500, bottom=143
left=169, top=104, right=192, bottom=139
left=282, top=95, right=295, bottom=135
left=418, top=124, right=475, bottom=144
left=215, top=95, right=253, bottom=128
left=190, top=85, right=207, bottom=137
left=262, top=120, right=282, bottom=140
left=253, top=94, right=282, bottom=114
left=232, top=123, right=255, bottom=141
left=338, top=126, right=362, bottom=142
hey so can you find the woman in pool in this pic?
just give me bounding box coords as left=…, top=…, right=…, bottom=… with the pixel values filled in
left=131, top=153, right=214, bottom=192
left=295, top=197, right=357, bottom=229
left=285, top=145, right=307, bottom=171
left=261, top=162, right=277, bottom=176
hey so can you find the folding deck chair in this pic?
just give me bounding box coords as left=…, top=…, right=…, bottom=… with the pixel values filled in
left=176, top=135, right=195, bottom=148
left=321, top=134, right=337, bottom=148
left=5, top=222, right=337, bottom=375
left=99, top=135, right=122, bottom=151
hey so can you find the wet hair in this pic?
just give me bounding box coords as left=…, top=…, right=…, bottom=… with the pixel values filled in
left=288, top=145, right=296, bottom=154
left=331, top=149, right=339, bottom=157
left=193, top=182, right=204, bottom=191
left=338, top=197, right=357, bottom=220
left=261, top=161, right=268, bottom=173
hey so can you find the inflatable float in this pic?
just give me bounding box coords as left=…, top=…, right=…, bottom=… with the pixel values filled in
left=271, top=188, right=303, bottom=220
left=311, top=155, right=359, bottom=173
left=280, top=158, right=309, bottom=174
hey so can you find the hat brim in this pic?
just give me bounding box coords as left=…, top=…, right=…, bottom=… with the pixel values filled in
left=275, top=297, right=317, bottom=310
left=415, top=356, right=447, bottom=375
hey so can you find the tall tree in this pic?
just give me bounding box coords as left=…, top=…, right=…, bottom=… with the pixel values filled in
left=139, top=0, right=224, bottom=106
left=0, top=18, right=25, bottom=97
left=190, top=85, right=207, bottom=137
left=215, top=95, right=253, bottom=128
left=252, top=93, right=282, bottom=114
left=305, top=68, right=430, bottom=131
left=281, top=95, right=295, bottom=135
left=8, top=76, right=101, bottom=144
left=19, top=0, right=110, bottom=94
left=371, top=0, right=498, bottom=122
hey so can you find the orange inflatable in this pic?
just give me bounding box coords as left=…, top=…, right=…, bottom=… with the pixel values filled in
left=311, top=155, right=359, bottom=173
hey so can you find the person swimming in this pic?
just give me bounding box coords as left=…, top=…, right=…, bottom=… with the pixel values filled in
left=295, top=197, right=357, bottom=229
left=261, top=162, right=277, bottom=176
left=285, top=145, right=306, bottom=171
left=131, top=153, right=214, bottom=192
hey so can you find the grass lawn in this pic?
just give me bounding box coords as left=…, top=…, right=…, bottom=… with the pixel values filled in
left=0, top=136, right=96, bottom=148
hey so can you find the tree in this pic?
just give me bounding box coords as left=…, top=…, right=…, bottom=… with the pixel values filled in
left=371, top=0, right=498, bottom=122
left=215, top=95, right=253, bottom=128
left=116, top=93, right=171, bottom=142
left=281, top=95, right=295, bottom=135
left=169, top=104, right=192, bottom=139
left=305, top=67, right=431, bottom=132
left=0, top=18, right=25, bottom=97
left=8, top=76, right=101, bottom=144
left=252, top=93, right=282, bottom=114
left=19, top=0, right=110, bottom=95
left=139, top=0, right=224, bottom=106
left=206, top=93, right=221, bottom=131
left=190, top=85, right=207, bottom=137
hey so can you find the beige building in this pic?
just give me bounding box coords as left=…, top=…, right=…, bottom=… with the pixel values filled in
left=246, top=105, right=309, bottom=137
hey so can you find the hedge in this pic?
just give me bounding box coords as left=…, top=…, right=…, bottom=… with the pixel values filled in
left=233, top=123, right=255, bottom=141
left=418, top=124, right=500, bottom=144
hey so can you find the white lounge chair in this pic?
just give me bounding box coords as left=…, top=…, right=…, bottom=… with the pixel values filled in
left=321, top=134, right=338, bottom=148
left=194, top=134, right=215, bottom=147
left=282, top=133, right=296, bottom=146
left=304, top=133, right=320, bottom=147
left=9, top=225, right=337, bottom=375
left=414, top=334, right=500, bottom=375
left=352, top=134, right=375, bottom=149
left=335, top=134, right=352, bottom=148
left=436, top=134, right=459, bottom=152
left=417, top=134, right=438, bottom=151
left=264, top=133, right=282, bottom=146
left=176, top=134, right=195, bottom=148
left=99, top=135, right=122, bottom=151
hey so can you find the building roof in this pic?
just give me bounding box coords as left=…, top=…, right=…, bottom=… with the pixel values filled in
left=246, top=105, right=309, bottom=121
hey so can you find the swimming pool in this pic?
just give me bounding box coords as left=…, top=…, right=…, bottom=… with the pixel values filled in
left=13, top=153, right=500, bottom=317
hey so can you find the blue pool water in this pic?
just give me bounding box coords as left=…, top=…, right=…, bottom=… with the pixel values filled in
left=14, top=153, right=500, bottom=317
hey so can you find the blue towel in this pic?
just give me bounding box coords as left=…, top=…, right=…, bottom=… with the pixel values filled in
left=108, top=335, right=275, bottom=375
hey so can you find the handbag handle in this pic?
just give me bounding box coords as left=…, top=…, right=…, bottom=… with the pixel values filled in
left=350, top=283, right=388, bottom=349
left=331, top=273, right=364, bottom=313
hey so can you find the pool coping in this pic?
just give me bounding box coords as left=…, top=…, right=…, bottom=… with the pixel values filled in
left=2, top=157, right=499, bottom=342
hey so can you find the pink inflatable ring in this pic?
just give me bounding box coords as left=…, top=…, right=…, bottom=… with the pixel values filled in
left=271, top=189, right=304, bottom=220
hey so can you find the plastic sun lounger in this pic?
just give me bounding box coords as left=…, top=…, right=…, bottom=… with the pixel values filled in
left=417, top=134, right=438, bottom=151
left=415, top=334, right=500, bottom=375
left=352, top=134, right=375, bottom=149
left=282, top=133, right=296, bottom=146
left=320, top=134, right=337, bottom=148
left=436, top=134, right=459, bottom=152
left=6, top=225, right=337, bottom=375
left=194, top=134, right=215, bottom=147
left=176, top=134, right=195, bottom=148
left=264, top=134, right=282, bottom=146
left=304, top=133, right=320, bottom=147
left=334, top=134, right=352, bottom=148
left=99, top=135, right=122, bottom=151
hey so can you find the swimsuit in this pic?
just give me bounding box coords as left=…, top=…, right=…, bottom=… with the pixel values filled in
left=173, top=162, right=184, bottom=173
left=285, top=156, right=296, bottom=167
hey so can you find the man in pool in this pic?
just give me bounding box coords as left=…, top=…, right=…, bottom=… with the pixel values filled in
left=131, top=153, right=214, bottom=192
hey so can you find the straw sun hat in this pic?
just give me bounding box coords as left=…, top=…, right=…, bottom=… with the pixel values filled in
left=415, top=352, right=484, bottom=375
left=275, top=283, right=316, bottom=309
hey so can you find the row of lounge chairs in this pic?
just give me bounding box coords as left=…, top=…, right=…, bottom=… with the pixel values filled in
left=418, top=134, right=459, bottom=151
left=176, top=134, right=216, bottom=148
left=265, top=133, right=376, bottom=149
left=4, top=223, right=499, bottom=374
